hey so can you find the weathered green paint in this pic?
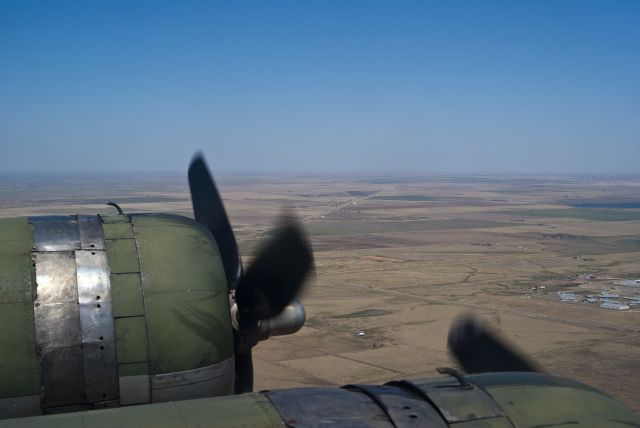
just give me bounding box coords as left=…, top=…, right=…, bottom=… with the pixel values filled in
left=0, top=218, right=34, bottom=304
left=0, top=394, right=284, bottom=428
left=131, top=214, right=233, bottom=374
left=486, top=384, right=640, bottom=427
left=111, top=273, right=145, bottom=318
left=468, top=371, right=600, bottom=393
left=101, top=222, right=135, bottom=240
left=118, top=362, right=149, bottom=377
left=99, top=214, right=131, bottom=224
left=451, top=418, right=514, bottom=427
left=103, top=217, right=151, bottom=381
left=115, top=317, right=149, bottom=365
left=409, top=376, right=508, bottom=424
left=468, top=372, right=640, bottom=427
left=0, top=218, right=39, bottom=397
left=0, top=303, right=39, bottom=397
left=104, top=239, right=140, bottom=274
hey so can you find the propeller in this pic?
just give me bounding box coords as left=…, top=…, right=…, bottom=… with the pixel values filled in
left=447, top=315, right=538, bottom=374
left=235, top=218, right=313, bottom=328
left=188, top=153, right=314, bottom=393
left=188, top=153, right=243, bottom=290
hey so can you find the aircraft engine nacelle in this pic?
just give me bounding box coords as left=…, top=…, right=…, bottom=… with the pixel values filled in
left=2, top=372, right=639, bottom=427
left=0, top=213, right=236, bottom=417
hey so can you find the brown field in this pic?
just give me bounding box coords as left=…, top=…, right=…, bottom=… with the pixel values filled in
left=2, top=172, right=640, bottom=412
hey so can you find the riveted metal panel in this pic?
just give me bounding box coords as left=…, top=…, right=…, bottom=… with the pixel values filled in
left=78, top=224, right=119, bottom=405
left=401, top=376, right=506, bottom=424
left=35, top=300, right=84, bottom=408
left=150, top=357, right=234, bottom=402
left=82, top=341, right=118, bottom=403
left=34, top=302, right=82, bottom=349
left=77, top=215, right=105, bottom=250
left=34, top=306, right=81, bottom=368
left=31, top=231, right=85, bottom=409
left=79, top=299, right=116, bottom=343
left=76, top=248, right=118, bottom=403
left=29, top=216, right=122, bottom=412
left=40, top=346, right=85, bottom=407
left=30, top=216, right=80, bottom=251
left=32, top=252, right=78, bottom=304
left=346, top=385, right=447, bottom=428
left=76, top=250, right=111, bottom=303
left=267, top=388, right=393, bottom=427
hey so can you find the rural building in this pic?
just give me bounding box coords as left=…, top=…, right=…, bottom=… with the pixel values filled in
left=616, top=279, right=640, bottom=287
left=600, top=292, right=620, bottom=299
left=557, top=291, right=576, bottom=302
left=600, top=301, right=630, bottom=310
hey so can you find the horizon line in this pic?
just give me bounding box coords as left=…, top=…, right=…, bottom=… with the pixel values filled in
left=1, top=170, right=639, bottom=178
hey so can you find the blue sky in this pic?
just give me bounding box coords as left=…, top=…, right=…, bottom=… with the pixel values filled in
left=1, top=1, right=638, bottom=173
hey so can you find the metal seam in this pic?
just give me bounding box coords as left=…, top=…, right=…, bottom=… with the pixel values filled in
left=30, top=216, right=85, bottom=409
left=75, top=215, right=118, bottom=403
left=150, top=357, right=235, bottom=389
left=123, top=215, right=152, bottom=403
left=29, top=215, right=119, bottom=410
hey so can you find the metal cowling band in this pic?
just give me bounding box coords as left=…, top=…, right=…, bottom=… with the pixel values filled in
left=117, top=358, right=235, bottom=405
left=29, top=215, right=118, bottom=411
left=150, top=356, right=234, bottom=402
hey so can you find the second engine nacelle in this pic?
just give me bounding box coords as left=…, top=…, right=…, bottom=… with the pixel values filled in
left=0, top=213, right=234, bottom=417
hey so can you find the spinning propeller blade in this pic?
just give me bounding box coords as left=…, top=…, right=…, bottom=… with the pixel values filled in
left=448, top=315, right=538, bottom=374
left=188, top=153, right=242, bottom=290
left=188, top=154, right=313, bottom=393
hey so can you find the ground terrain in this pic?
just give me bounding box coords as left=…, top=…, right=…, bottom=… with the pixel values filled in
left=1, top=172, right=639, bottom=412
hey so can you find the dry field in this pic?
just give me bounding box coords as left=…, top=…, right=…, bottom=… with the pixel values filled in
left=2, top=172, right=640, bottom=411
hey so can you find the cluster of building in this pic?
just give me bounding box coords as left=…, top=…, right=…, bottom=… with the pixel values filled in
left=556, top=290, right=640, bottom=310
left=615, top=279, right=640, bottom=287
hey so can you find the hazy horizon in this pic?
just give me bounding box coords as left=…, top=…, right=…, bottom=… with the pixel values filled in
left=2, top=169, right=640, bottom=179
left=2, top=1, right=639, bottom=174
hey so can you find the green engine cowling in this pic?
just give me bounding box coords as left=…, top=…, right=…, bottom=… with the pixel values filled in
left=0, top=213, right=234, bottom=418
left=2, top=372, right=639, bottom=427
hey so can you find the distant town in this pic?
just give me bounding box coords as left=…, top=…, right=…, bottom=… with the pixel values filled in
left=556, top=277, right=640, bottom=310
